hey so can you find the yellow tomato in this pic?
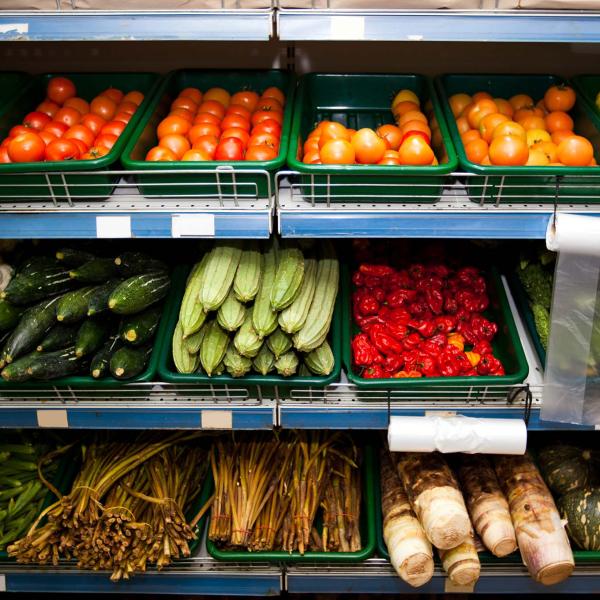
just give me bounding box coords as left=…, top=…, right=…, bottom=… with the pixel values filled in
left=526, top=128, right=552, bottom=148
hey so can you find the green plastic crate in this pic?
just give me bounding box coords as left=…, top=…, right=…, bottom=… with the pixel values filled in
left=121, top=69, right=295, bottom=200
left=572, top=75, right=600, bottom=118
left=342, top=265, right=528, bottom=391
left=0, top=72, right=160, bottom=201
left=206, top=444, right=376, bottom=563
left=287, top=73, right=458, bottom=203
left=0, top=72, right=31, bottom=108
left=157, top=264, right=342, bottom=393
left=436, top=73, right=600, bottom=204
left=186, top=461, right=214, bottom=557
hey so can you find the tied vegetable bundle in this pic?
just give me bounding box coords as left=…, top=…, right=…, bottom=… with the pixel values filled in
left=172, top=239, right=338, bottom=379
left=0, top=247, right=170, bottom=382
left=8, top=432, right=208, bottom=581
left=209, top=432, right=362, bottom=554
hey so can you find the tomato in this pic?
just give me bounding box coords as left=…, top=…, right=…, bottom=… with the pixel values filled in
left=398, top=135, right=434, bottom=166
left=392, top=101, right=420, bottom=119
left=397, top=110, right=428, bottom=128
left=44, top=138, right=80, bottom=161
left=37, top=100, right=60, bottom=118
left=116, top=101, right=138, bottom=116
left=145, top=146, right=177, bottom=161
left=545, top=111, right=574, bottom=134
left=251, top=110, right=283, bottom=127
left=466, top=99, right=498, bottom=129
left=479, top=113, right=509, bottom=143
left=526, top=148, right=550, bottom=166
left=261, top=86, right=285, bottom=106
left=472, top=91, right=493, bottom=103
left=181, top=149, right=212, bottom=161
left=526, top=128, right=552, bottom=148
left=100, top=120, right=126, bottom=138
left=494, top=98, right=514, bottom=118
left=47, top=77, right=76, bottom=105
left=81, top=146, right=109, bottom=160
left=455, top=116, right=470, bottom=135
left=349, top=128, right=387, bottom=164
left=63, top=97, right=90, bottom=115
left=8, top=132, right=46, bottom=163
left=465, top=138, right=489, bottom=164
left=23, top=111, right=51, bottom=131
left=401, top=130, right=431, bottom=146
left=113, top=112, right=133, bottom=125
left=189, top=123, right=221, bottom=141
left=122, top=90, right=144, bottom=106
left=303, top=137, right=320, bottom=156
left=461, top=129, right=481, bottom=146
left=256, top=97, right=283, bottom=113
left=248, top=132, right=279, bottom=148
left=194, top=112, right=221, bottom=127
left=544, top=85, right=576, bottom=112
left=392, top=89, right=420, bottom=108
left=320, top=139, right=355, bottom=164
left=252, top=119, right=282, bottom=138
left=492, top=121, right=526, bottom=142
left=0, top=147, right=11, bottom=163
left=179, top=87, right=202, bottom=104
left=509, top=94, right=534, bottom=111
left=488, top=135, right=529, bottom=166
left=94, top=133, right=118, bottom=151
left=449, top=93, right=472, bottom=118
left=192, top=135, right=219, bottom=158
left=90, top=96, right=117, bottom=121
left=514, top=107, right=544, bottom=123
left=43, top=121, right=68, bottom=138
left=80, top=114, right=106, bottom=136
left=170, top=108, right=195, bottom=123
left=198, top=100, right=226, bottom=120
left=204, top=87, right=231, bottom=108
left=101, top=88, right=124, bottom=104
left=9, top=125, right=33, bottom=138
left=532, top=141, right=558, bottom=163
left=376, top=124, right=403, bottom=151
left=557, top=135, right=594, bottom=166
left=303, top=150, right=321, bottom=164
left=318, top=122, right=351, bottom=149
left=245, top=145, right=278, bottom=161
left=378, top=155, right=401, bottom=165
left=159, top=133, right=190, bottom=159
left=221, top=114, right=251, bottom=132
left=215, top=137, right=245, bottom=161
left=519, top=115, right=547, bottom=132
left=54, top=107, right=81, bottom=128
left=64, top=124, right=95, bottom=148
left=230, top=90, right=259, bottom=112
left=39, top=131, right=57, bottom=146
left=226, top=104, right=252, bottom=121
left=157, top=115, right=191, bottom=139
left=222, top=127, right=251, bottom=147
left=536, top=99, right=548, bottom=115
left=70, top=139, right=89, bottom=156
left=551, top=129, right=575, bottom=145
left=171, top=96, right=198, bottom=114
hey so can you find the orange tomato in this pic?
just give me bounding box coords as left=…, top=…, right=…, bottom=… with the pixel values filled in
left=532, top=141, right=558, bottom=163
left=526, top=129, right=552, bottom=148
left=194, top=112, right=221, bottom=126
left=509, top=94, right=534, bottom=111
left=226, top=104, right=252, bottom=121
left=472, top=91, right=493, bottom=103
left=544, top=85, right=576, bottom=112
left=351, top=128, right=387, bottom=164
left=514, top=107, right=544, bottom=123
left=461, top=129, right=482, bottom=146
left=551, top=129, right=575, bottom=145
left=145, top=146, right=177, bottom=161
left=256, top=97, right=283, bottom=113
left=230, top=90, right=259, bottom=112
left=459, top=102, right=474, bottom=118
left=303, top=150, right=321, bottom=164
left=392, top=89, right=420, bottom=108
left=114, top=112, right=132, bottom=124
left=557, top=135, right=594, bottom=166
left=492, top=121, right=526, bottom=142
left=398, top=135, right=434, bottom=166
left=536, top=99, right=548, bottom=115
left=170, top=108, right=195, bottom=123
left=519, top=115, right=547, bottom=131
left=179, top=87, right=203, bottom=104
left=122, top=90, right=144, bottom=106
left=545, top=111, right=574, bottom=134
left=221, top=114, right=251, bottom=132
left=171, top=96, right=198, bottom=114
left=100, top=120, right=126, bottom=138
left=90, top=96, right=117, bottom=121
left=203, top=87, right=231, bottom=108
left=456, top=116, right=470, bottom=135
left=479, top=113, right=509, bottom=143
left=198, top=100, right=226, bottom=120
left=181, top=149, right=212, bottom=161
left=222, top=127, right=251, bottom=147
left=192, top=135, right=219, bottom=158
left=101, top=88, right=124, bottom=104
left=157, top=115, right=191, bottom=139
left=37, top=100, right=60, bottom=118
left=54, top=107, right=81, bottom=128
left=400, top=120, right=431, bottom=139
left=466, top=99, right=498, bottom=129
left=449, top=93, right=472, bottom=118
left=80, top=114, right=106, bottom=136
left=465, top=138, right=489, bottom=164
left=320, top=139, right=355, bottom=164
left=117, top=101, right=138, bottom=116
left=494, top=98, right=514, bottom=118
left=251, top=110, right=283, bottom=127
left=392, top=101, right=420, bottom=120
left=64, top=124, right=95, bottom=148
left=376, top=124, right=403, bottom=151
left=489, top=135, right=529, bottom=166
left=159, top=134, right=190, bottom=159
left=397, top=111, right=428, bottom=128
left=63, top=97, right=89, bottom=115
left=261, top=86, right=285, bottom=106
left=303, top=137, right=320, bottom=155
left=526, top=148, right=550, bottom=166
left=318, top=121, right=351, bottom=149
left=189, top=123, right=221, bottom=140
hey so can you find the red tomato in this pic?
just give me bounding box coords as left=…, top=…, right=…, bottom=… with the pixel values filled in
left=54, top=107, right=81, bottom=128
left=0, top=138, right=9, bottom=149
left=198, top=100, right=226, bottom=120
left=181, top=149, right=213, bottom=161
left=157, top=115, right=191, bottom=139
left=0, top=147, right=11, bottom=163
left=256, top=97, right=283, bottom=113
left=145, top=146, right=177, bottom=161
left=81, top=146, right=109, bottom=160
left=248, top=132, right=279, bottom=148
left=37, top=100, right=60, bottom=118
left=113, top=112, right=132, bottom=125
left=192, top=135, right=219, bottom=158
left=100, top=120, right=126, bottom=138
left=90, top=96, right=117, bottom=121
left=101, top=88, right=124, bottom=104
left=43, top=121, right=69, bottom=138
left=117, top=101, right=138, bottom=116
left=159, top=134, right=191, bottom=159
left=251, top=110, right=283, bottom=127
left=215, top=137, right=244, bottom=161
left=122, top=90, right=144, bottom=106
left=221, top=115, right=251, bottom=132
left=171, top=96, right=198, bottom=114
left=9, top=125, right=32, bottom=138
left=226, top=104, right=251, bottom=121
left=23, top=111, right=51, bottom=131
left=251, top=119, right=282, bottom=138
left=230, top=91, right=259, bottom=112
left=63, top=97, right=90, bottom=115
left=170, top=108, right=195, bottom=123
left=189, top=123, right=220, bottom=140
left=64, top=124, right=95, bottom=148
left=221, top=127, right=250, bottom=146
left=39, top=131, right=57, bottom=146
left=80, top=114, right=106, bottom=136
left=70, top=139, right=89, bottom=156
left=401, top=130, right=431, bottom=146
left=194, top=112, right=222, bottom=126
left=8, top=132, right=46, bottom=163
left=94, top=133, right=118, bottom=151
left=179, top=88, right=202, bottom=104
left=245, top=145, right=278, bottom=161
left=47, top=77, right=76, bottom=105
left=44, top=139, right=81, bottom=161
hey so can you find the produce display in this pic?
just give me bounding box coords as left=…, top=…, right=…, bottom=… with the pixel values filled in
left=171, top=240, right=338, bottom=379
left=301, top=88, right=442, bottom=166
left=145, top=85, right=285, bottom=162
left=8, top=432, right=208, bottom=581
left=350, top=242, right=506, bottom=379
left=448, top=84, right=597, bottom=167
left=208, top=431, right=362, bottom=554
left=0, top=77, right=144, bottom=163
left=0, top=247, right=170, bottom=382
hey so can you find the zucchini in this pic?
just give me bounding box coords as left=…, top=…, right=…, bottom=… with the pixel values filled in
left=199, top=320, right=229, bottom=376
left=110, top=344, right=152, bottom=380
left=114, top=252, right=168, bottom=276
left=119, top=305, right=162, bottom=346
left=199, top=242, right=243, bottom=313
left=27, top=347, right=82, bottom=380
left=1, top=352, right=40, bottom=382
left=90, top=335, right=121, bottom=379
left=233, top=241, right=262, bottom=303
left=179, top=257, right=208, bottom=338
left=270, top=241, right=304, bottom=311
left=69, top=258, right=118, bottom=283
left=2, top=268, right=75, bottom=305
left=87, top=279, right=121, bottom=316
left=36, top=324, right=78, bottom=352
left=278, top=257, right=318, bottom=334
left=0, top=300, right=24, bottom=332
left=55, top=248, right=95, bottom=267
left=56, top=286, right=96, bottom=323
left=252, top=241, right=278, bottom=338
left=75, top=319, right=111, bottom=357
left=108, top=273, right=171, bottom=315
left=17, top=256, right=59, bottom=277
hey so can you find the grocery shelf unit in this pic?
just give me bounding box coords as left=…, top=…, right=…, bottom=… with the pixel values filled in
left=2, top=5, right=600, bottom=597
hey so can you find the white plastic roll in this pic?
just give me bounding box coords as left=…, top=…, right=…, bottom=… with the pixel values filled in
left=387, top=416, right=527, bottom=455
left=546, top=214, right=600, bottom=257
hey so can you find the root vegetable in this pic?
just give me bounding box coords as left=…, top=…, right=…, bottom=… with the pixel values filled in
left=439, top=530, right=481, bottom=587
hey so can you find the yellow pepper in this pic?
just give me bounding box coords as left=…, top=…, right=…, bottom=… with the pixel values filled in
left=447, top=332, right=465, bottom=352
left=465, top=351, right=481, bottom=367
left=393, top=370, right=423, bottom=378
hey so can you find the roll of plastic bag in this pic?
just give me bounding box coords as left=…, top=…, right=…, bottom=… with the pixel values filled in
left=542, top=214, right=600, bottom=425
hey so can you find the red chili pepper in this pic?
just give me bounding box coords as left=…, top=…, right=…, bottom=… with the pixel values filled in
left=387, top=288, right=418, bottom=308
left=472, top=340, right=493, bottom=356
left=457, top=266, right=479, bottom=284
left=364, top=275, right=384, bottom=289
left=352, top=271, right=365, bottom=287
left=354, top=314, right=381, bottom=329
left=408, top=264, right=426, bottom=279
left=383, top=354, right=404, bottom=374
left=408, top=301, right=428, bottom=317
left=463, top=368, right=478, bottom=377
left=457, top=320, right=478, bottom=345
left=429, top=264, right=451, bottom=278
left=372, top=287, right=386, bottom=303
left=421, top=339, right=444, bottom=357
left=388, top=271, right=413, bottom=290
left=379, top=306, right=412, bottom=325
left=402, top=332, right=422, bottom=351
left=425, top=287, right=444, bottom=314
left=407, top=319, right=436, bottom=338
left=434, top=315, right=456, bottom=334
left=351, top=333, right=383, bottom=367
left=359, top=264, right=395, bottom=277
left=367, top=324, right=404, bottom=356
left=456, top=290, right=482, bottom=313
left=363, top=365, right=386, bottom=378
left=439, top=359, right=461, bottom=377
left=417, top=354, right=439, bottom=377
left=354, top=290, right=380, bottom=316
left=416, top=276, right=444, bottom=293
left=443, top=295, right=459, bottom=314
left=387, top=322, right=409, bottom=342
left=470, top=315, right=498, bottom=341
left=477, top=354, right=503, bottom=376
left=472, top=276, right=487, bottom=295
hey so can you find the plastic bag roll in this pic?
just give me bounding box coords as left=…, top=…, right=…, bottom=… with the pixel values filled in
left=546, top=214, right=600, bottom=257
left=387, top=416, right=527, bottom=455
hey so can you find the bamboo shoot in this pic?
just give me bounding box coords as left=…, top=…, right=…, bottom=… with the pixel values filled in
left=494, top=453, right=574, bottom=586
left=439, top=531, right=481, bottom=587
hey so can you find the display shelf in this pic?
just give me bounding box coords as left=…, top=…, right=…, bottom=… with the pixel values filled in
left=277, top=8, right=600, bottom=43
left=0, top=10, right=273, bottom=42
left=276, top=172, right=600, bottom=239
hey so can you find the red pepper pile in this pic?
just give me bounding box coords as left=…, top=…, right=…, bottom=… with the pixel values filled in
left=351, top=262, right=505, bottom=379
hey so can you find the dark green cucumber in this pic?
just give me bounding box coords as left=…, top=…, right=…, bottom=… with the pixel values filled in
left=90, top=335, right=122, bottom=379
left=18, top=256, right=59, bottom=276
left=114, top=252, right=168, bottom=277
left=119, top=305, right=162, bottom=346
left=1, top=296, right=61, bottom=365
left=69, top=258, right=118, bottom=283
left=55, top=248, right=95, bottom=267
left=2, top=268, right=75, bottom=305
left=56, top=286, right=97, bottom=323
left=108, top=273, right=171, bottom=315
left=87, top=279, right=122, bottom=316
left=1, top=352, right=39, bottom=382
left=27, top=347, right=83, bottom=380
left=109, top=344, right=152, bottom=380
left=36, top=324, right=78, bottom=352
left=75, top=319, right=112, bottom=357
left=0, top=300, right=24, bottom=332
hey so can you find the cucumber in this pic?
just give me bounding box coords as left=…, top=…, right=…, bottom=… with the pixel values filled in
left=90, top=335, right=121, bottom=379
left=69, top=258, right=118, bottom=283
left=75, top=319, right=111, bottom=357
left=2, top=268, right=75, bottom=305
left=1, top=352, right=40, bottom=382
left=1, top=296, right=61, bottom=364
left=110, top=344, right=152, bottom=380
left=55, top=248, right=95, bottom=267
left=27, top=347, right=83, bottom=380
left=119, top=305, right=162, bottom=346
left=114, top=252, right=168, bottom=276
left=56, top=286, right=96, bottom=323
left=17, top=256, right=59, bottom=276
left=87, top=279, right=121, bottom=316
left=108, top=273, right=170, bottom=315
left=0, top=300, right=24, bottom=332
left=36, top=324, right=78, bottom=352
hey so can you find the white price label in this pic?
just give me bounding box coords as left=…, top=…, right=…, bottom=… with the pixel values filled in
left=201, top=410, right=233, bottom=429
left=171, top=214, right=215, bottom=238
left=445, top=578, right=474, bottom=593
left=96, top=216, right=131, bottom=238
left=329, top=16, right=365, bottom=40
left=424, top=410, right=457, bottom=418
left=0, top=574, right=6, bottom=592
left=37, top=409, right=69, bottom=428
left=0, top=23, right=28, bottom=35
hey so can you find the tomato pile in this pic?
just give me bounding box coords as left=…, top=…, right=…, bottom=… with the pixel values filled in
left=0, top=77, right=143, bottom=164
left=450, top=84, right=597, bottom=167
left=350, top=244, right=505, bottom=379
left=301, top=89, right=442, bottom=166
left=145, top=85, right=285, bottom=162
